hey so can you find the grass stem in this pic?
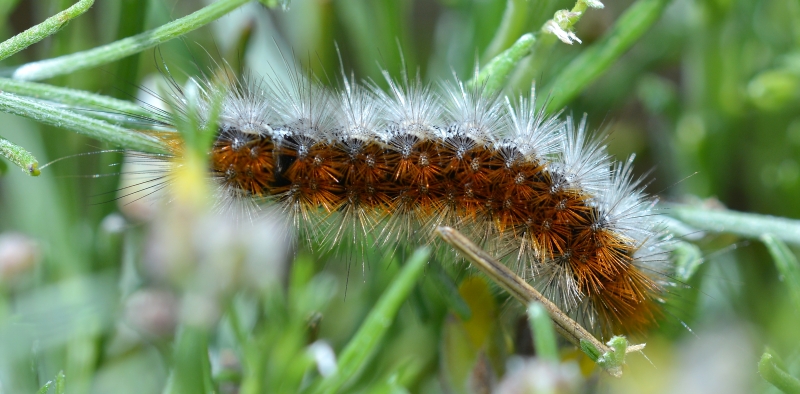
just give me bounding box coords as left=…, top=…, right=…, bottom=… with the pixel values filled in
left=312, top=247, right=431, bottom=394
left=0, top=92, right=166, bottom=154
left=12, top=0, right=249, bottom=81
left=0, top=136, right=40, bottom=176
left=0, top=0, right=94, bottom=62
left=667, top=205, right=800, bottom=246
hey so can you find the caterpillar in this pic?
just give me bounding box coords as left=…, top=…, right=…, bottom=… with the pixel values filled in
left=133, top=61, right=672, bottom=337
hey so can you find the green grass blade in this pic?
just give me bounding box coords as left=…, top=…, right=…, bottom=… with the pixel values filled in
left=579, top=339, right=601, bottom=362
left=170, top=327, right=214, bottom=394
left=468, top=33, right=536, bottom=95
left=672, top=240, right=704, bottom=282
left=481, top=0, right=529, bottom=63
left=0, top=78, right=149, bottom=117
left=761, top=234, right=800, bottom=311
left=0, top=135, right=39, bottom=175
left=759, top=352, right=800, bottom=394
left=0, top=92, right=166, bottom=153
left=527, top=302, right=558, bottom=362
left=12, top=0, right=249, bottom=81
left=54, top=371, right=65, bottom=394
left=35, top=381, right=52, bottom=394
left=312, top=247, right=431, bottom=394
left=110, top=0, right=150, bottom=99
left=668, top=205, right=800, bottom=246
left=545, top=0, right=671, bottom=112
left=0, top=0, right=93, bottom=61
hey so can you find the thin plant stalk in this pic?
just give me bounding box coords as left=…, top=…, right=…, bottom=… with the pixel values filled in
left=0, top=0, right=94, bottom=61
left=0, top=136, right=40, bottom=176
left=0, top=78, right=150, bottom=117
left=759, top=352, right=800, bottom=394
left=481, top=0, right=529, bottom=63
left=435, top=228, right=610, bottom=354
left=667, top=205, right=800, bottom=246
left=311, top=247, right=431, bottom=394
left=12, top=0, right=250, bottom=81
left=761, top=234, right=800, bottom=311
left=436, top=226, right=641, bottom=377
left=507, top=0, right=601, bottom=89
left=527, top=302, right=559, bottom=363
left=0, top=92, right=166, bottom=154
left=468, top=33, right=536, bottom=95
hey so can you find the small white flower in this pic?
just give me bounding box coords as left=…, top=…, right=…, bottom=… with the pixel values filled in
left=308, top=341, right=338, bottom=377
left=584, top=0, right=604, bottom=9
left=544, top=20, right=582, bottom=45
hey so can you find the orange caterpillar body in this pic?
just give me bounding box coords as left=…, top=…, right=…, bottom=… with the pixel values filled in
left=152, top=69, right=671, bottom=335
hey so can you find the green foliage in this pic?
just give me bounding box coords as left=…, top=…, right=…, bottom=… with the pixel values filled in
left=760, top=350, right=800, bottom=394
left=0, top=135, right=39, bottom=175
left=36, top=370, right=66, bottom=394
left=0, top=0, right=799, bottom=393
left=527, top=302, right=558, bottom=363
left=762, top=234, right=800, bottom=311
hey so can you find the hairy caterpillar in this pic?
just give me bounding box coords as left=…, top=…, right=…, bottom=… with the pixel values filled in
left=131, top=60, right=672, bottom=337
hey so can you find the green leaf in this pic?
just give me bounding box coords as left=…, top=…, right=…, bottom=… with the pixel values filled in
left=12, top=0, right=250, bottom=81
left=761, top=234, right=800, bottom=311
left=36, top=381, right=52, bottom=394
left=595, top=336, right=630, bottom=378
left=527, top=302, right=558, bottom=363
left=169, top=326, right=214, bottom=394
left=481, top=0, right=529, bottom=63
left=579, top=339, right=601, bottom=362
left=0, top=135, right=39, bottom=176
left=0, top=77, right=151, bottom=118
left=467, top=33, right=536, bottom=95
left=759, top=351, right=800, bottom=394
left=54, top=371, right=66, bottom=394
left=673, top=240, right=704, bottom=282
left=668, top=205, right=800, bottom=246
left=312, top=247, right=431, bottom=394
left=0, top=0, right=94, bottom=61
left=0, top=92, right=165, bottom=154
left=35, top=371, right=66, bottom=394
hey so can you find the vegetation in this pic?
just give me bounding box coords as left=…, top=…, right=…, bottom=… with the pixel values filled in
left=0, top=0, right=799, bottom=392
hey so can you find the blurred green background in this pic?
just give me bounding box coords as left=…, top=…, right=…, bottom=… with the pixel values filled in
left=0, top=0, right=799, bottom=393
